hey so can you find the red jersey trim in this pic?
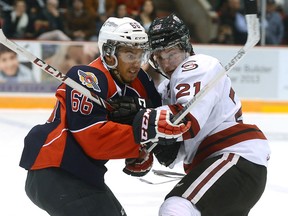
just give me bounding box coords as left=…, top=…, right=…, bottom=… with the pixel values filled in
left=184, top=124, right=267, bottom=173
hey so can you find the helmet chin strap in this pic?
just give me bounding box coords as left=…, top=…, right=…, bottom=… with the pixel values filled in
left=110, top=68, right=132, bottom=85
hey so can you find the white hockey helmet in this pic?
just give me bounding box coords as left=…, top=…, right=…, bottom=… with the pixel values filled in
left=98, top=17, right=149, bottom=60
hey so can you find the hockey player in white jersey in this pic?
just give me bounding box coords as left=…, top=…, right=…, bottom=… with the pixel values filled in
left=133, top=13, right=271, bottom=216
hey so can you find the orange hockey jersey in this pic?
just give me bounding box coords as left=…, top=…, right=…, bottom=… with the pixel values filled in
left=20, top=58, right=162, bottom=186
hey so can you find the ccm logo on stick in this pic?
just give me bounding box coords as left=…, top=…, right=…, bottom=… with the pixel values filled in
left=33, top=58, right=68, bottom=82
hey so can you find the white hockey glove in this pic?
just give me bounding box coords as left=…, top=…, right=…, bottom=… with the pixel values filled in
left=132, top=109, right=191, bottom=145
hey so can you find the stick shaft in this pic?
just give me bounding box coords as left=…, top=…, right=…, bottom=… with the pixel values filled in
left=0, top=31, right=114, bottom=111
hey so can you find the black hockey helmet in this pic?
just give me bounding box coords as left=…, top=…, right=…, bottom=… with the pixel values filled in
left=148, top=13, right=194, bottom=54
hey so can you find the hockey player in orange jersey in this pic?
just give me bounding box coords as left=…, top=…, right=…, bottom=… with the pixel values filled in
left=19, top=17, right=191, bottom=216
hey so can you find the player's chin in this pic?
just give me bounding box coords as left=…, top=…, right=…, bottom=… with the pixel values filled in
left=124, top=74, right=137, bottom=83
left=128, top=71, right=138, bottom=79
left=165, top=70, right=174, bottom=78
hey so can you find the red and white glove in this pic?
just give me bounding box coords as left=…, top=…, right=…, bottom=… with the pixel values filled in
left=123, top=147, right=153, bottom=177
left=132, top=109, right=191, bottom=145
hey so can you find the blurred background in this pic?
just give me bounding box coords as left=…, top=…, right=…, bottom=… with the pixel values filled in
left=0, top=0, right=287, bottom=111
left=0, top=1, right=287, bottom=215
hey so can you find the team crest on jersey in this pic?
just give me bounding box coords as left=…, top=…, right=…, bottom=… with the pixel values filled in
left=78, top=69, right=101, bottom=92
left=181, top=60, right=198, bottom=71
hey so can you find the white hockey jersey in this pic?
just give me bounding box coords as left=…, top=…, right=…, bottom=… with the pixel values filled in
left=157, top=54, right=271, bottom=173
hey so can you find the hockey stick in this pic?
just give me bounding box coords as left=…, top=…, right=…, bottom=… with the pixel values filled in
left=0, top=31, right=114, bottom=111
left=139, top=169, right=185, bottom=185
left=152, top=169, right=185, bottom=178
left=147, top=0, right=260, bottom=152
left=139, top=177, right=181, bottom=185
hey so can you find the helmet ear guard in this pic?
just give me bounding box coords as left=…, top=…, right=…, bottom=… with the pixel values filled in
left=101, top=41, right=118, bottom=69
left=178, top=35, right=193, bottom=54
left=102, top=43, right=113, bottom=57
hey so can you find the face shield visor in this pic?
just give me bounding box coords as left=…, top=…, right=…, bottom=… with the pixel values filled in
left=102, top=40, right=150, bottom=68
left=115, top=42, right=150, bottom=66
left=152, top=43, right=186, bottom=78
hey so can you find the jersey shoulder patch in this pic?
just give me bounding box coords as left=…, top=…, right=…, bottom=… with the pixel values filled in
left=178, top=54, right=222, bottom=76
left=66, top=65, right=109, bottom=98
left=181, top=59, right=199, bottom=71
